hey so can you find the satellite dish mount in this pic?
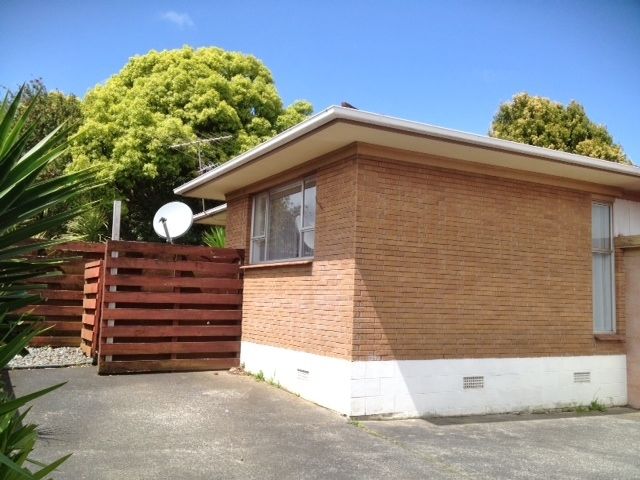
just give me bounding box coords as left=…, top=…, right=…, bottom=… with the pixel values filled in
left=158, top=216, right=172, bottom=243
left=153, top=202, right=193, bottom=244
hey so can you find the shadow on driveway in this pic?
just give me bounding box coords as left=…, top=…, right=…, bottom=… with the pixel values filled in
left=7, top=367, right=640, bottom=480
left=423, top=406, right=637, bottom=426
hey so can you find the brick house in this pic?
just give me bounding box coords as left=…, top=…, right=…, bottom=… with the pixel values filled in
left=176, top=106, right=640, bottom=417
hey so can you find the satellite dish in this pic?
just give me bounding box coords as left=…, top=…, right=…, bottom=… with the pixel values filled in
left=153, top=202, right=193, bottom=243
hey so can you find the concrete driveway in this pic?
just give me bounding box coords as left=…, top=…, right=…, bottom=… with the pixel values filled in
left=7, top=367, right=640, bottom=480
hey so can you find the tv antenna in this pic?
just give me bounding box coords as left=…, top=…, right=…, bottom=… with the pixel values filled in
left=170, top=135, right=232, bottom=173
left=152, top=201, right=193, bottom=243
left=170, top=134, right=232, bottom=212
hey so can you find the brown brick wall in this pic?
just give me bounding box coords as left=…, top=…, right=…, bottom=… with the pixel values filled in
left=353, top=155, right=626, bottom=360
left=227, top=144, right=628, bottom=361
left=226, top=196, right=251, bottom=250
left=230, top=158, right=358, bottom=358
left=615, top=246, right=626, bottom=342
left=624, top=248, right=640, bottom=408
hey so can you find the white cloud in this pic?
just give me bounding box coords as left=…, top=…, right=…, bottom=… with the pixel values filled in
left=160, top=10, right=195, bottom=29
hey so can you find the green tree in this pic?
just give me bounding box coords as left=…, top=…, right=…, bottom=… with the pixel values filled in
left=71, top=46, right=313, bottom=241
left=490, top=93, right=629, bottom=164
left=4, top=79, right=86, bottom=239
left=13, top=78, right=83, bottom=180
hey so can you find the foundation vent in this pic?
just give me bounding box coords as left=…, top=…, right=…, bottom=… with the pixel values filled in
left=297, top=368, right=309, bottom=381
left=463, top=376, right=484, bottom=389
left=573, top=372, right=591, bottom=383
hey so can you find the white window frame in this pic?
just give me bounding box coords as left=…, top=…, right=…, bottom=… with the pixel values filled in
left=592, top=202, right=616, bottom=333
left=250, top=178, right=315, bottom=264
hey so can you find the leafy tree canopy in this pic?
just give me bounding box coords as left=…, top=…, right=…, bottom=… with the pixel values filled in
left=70, top=46, right=312, bottom=240
left=3, top=79, right=84, bottom=239
left=12, top=78, right=83, bottom=180
left=490, top=93, right=629, bottom=164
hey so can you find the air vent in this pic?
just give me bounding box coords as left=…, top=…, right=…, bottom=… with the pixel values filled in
left=574, top=372, right=591, bottom=383
left=463, top=376, right=484, bottom=389
left=297, top=368, right=309, bottom=381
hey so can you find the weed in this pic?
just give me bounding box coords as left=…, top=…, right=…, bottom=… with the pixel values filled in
left=267, top=377, right=281, bottom=388
left=574, top=399, right=607, bottom=413
left=254, top=370, right=265, bottom=382
left=349, top=420, right=364, bottom=428
left=589, top=399, right=606, bottom=412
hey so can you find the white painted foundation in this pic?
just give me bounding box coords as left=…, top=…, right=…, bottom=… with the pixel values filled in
left=241, top=341, right=627, bottom=417
left=241, top=341, right=352, bottom=414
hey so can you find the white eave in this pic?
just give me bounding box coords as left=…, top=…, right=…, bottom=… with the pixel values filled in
left=175, top=106, right=640, bottom=201
left=193, top=204, right=227, bottom=225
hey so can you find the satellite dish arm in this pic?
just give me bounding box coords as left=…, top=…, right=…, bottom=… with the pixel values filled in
left=159, top=217, right=173, bottom=244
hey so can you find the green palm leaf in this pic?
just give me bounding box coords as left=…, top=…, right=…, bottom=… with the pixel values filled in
left=0, top=86, right=99, bottom=478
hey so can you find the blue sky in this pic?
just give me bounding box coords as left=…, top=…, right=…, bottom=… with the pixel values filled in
left=2, top=0, right=639, bottom=162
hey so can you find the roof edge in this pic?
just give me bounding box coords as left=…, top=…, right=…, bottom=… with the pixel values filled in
left=174, top=107, right=339, bottom=195
left=175, top=106, right=640, bottom=196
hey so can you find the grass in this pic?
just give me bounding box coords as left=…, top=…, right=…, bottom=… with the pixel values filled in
left=246, top=369, right=281, bottom=388
left=575, top=399, right=607, bottom=414
left=267, top=377, right=281, bottom=388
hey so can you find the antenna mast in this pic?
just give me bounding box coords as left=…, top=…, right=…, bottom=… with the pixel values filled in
left=170, top=135, right=232, bottom=212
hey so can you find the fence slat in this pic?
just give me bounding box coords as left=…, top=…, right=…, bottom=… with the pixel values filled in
left=37, top=290, right=84, bottom=301
left=99, top=358, right=239, bottom=374
left=101, top=341, right=240, bottom=355
left=18, top=305, right=83, bottom=316
left=31, top=274, right=85, bottom=286
left=103, top=275, right=243, bottom=290
left=102, top=292, right=241, bottom=305
left=30, top=337, right=80, bottom=347
left=101, top=325, right=241, bottom=338
left=107, top=240, right=241, bottom=259
left=106, top=257, right=239, bottom=276
left=101, top=308, right=242, bottom=321
left=38, top=321, right=83, bottom=332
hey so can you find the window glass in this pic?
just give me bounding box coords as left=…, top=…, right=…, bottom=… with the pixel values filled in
left=301, top=230, right=315, bottom=258
left=251, top=179, right=315, bottom=263
left=592, top=203, right=610, bottom=251
left=592, top=203, right=614, bottom=332
left=267, top=185, right=302, bottom=261
left=252, top=193, right=267, bottom=237
left=303, top=180, right=316, bottom=228
left=593, top=253, right=613, bottom=331
left=251, top=238, right=266, bottom=264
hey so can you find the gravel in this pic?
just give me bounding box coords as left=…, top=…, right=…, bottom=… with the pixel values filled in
left=7, top=347, right=93, bottom=369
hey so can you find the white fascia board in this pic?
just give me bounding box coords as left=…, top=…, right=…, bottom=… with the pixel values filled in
left=339, top=108, right=640, bottom=175
left=175, top=106, right=640, bottom=196
left=193, top=203, right=227, bottom=221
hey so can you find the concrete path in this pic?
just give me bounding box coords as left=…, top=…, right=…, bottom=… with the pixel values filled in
left=7, top=367, right=640, bottom=479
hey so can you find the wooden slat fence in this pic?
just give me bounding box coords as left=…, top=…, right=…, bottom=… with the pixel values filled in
left=97, top=240, right=243, bottom=374
left=80, top=260, right=104, bottom=357
left=18, top=242, right=106, bottom=347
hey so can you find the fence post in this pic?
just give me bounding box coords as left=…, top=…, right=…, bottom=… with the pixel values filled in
left=106, top=202, right=121, bottom=363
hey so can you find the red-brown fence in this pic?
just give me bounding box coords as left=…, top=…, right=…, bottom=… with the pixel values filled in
left=18, top=242, right=105, bottom=347
left=97, top=241, right=243, bottom=374
left=80, top=260, right=103, bottom=357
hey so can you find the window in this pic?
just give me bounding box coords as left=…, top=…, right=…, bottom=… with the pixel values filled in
left=251, top=178, right=316, bottom=263
left=592, top=202, right=615, bottom=333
